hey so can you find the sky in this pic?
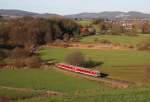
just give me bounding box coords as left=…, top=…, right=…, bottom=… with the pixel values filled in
left=0, top=0, right=149, bottom=15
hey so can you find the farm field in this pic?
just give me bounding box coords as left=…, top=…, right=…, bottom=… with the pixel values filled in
left=0, top=88, right=39, bottom=101
left=0, top=69, right=99, bottom=93
left=80, top=34, right=150, bottom=45
left=0, top=69, right=103, bottom=101
left=0, top=48, right=150, bottom=102
left=1, top=69, right=150, bottom=102
left=1, top=1, right=150, bottom=102
left=40, top=48, right=150, bottom=84
left=16, top=87, right=150, bottom=102
left=76, top=19, right=93, bottom=26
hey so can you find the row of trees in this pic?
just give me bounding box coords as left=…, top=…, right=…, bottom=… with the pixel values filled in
left=0, top=17, right=80, bottom=48
left=0, top=47, right=42, bottom=68
left=0, top=14, right=2, bottom=19
left=142, top=22, right=150, bottom=34
left=0, top=17, right=81, bottom=69
left=94, top=18, right=150, bottom=35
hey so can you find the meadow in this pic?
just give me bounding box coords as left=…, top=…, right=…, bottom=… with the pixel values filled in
left=76, top=19, right=93, bottom=26
left=0, top=69, right=102, bottom=101
left=1, top=12, right=150, bottom=102
left=80, top=34, right=150, bottom=45
left=17, top=87, right=150, bottom=102
left=0, top=47, right=150, bottom=101
left=0, top=69, right=99, bottom=93
left=0, top=69, right=150, bottom=102
left=0, top=88, right=39, bottom=100
left=40, top=48, right=150, bottom=83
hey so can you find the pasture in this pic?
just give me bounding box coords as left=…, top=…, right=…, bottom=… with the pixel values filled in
left=0, top=88, right=39, bottom=101
left=40, top=48, right=150, bottom=83
left=1, top=35, right=150, bottom=101
left=0, top=69, right=102, bottom=101
left=76, top=19, right=93, bottom=26
left=80, top=34, right=150, bottom=45
left=0, top=47, right=150, bottom=102
left=17, top=87, right=150, bottom=102
left=0, top=69, right=100, bottom=93
left=0, top=69, right=150, bottom=102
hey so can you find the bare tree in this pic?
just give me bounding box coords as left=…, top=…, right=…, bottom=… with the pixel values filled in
left=65, top=51, right=85, bottom=66
left=0, top=14, right=2, bottom=19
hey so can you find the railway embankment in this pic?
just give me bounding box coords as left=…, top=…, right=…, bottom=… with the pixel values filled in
left=54, top=67, right=134, bottom=88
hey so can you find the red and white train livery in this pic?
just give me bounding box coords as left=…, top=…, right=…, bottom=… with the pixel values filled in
left=56, top=63, right=101, bottom=77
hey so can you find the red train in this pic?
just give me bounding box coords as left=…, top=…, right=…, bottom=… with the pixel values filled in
left=56, top=63, right=101, bottom=77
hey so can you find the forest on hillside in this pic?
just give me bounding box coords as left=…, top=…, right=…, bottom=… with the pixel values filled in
left=0, top=17, right=80, bottom=48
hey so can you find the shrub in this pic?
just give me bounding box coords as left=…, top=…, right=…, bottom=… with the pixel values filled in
left=145, top=67, right=150, bottom=82
left=53, top=40, right=69, bottom=47
left=99, top=39, right=112, bottom=44
left=63, top=33, right=70, bottom=42
left=82, top=58, right=103, bottom=68
left=137, top=40, right=150, bottom=51
left=10, top=47, right=31, bottom=58
left=0, top=50, right=6, bottom=60
left=65, top=51, right=85, bottom=66
left=25, top=56, right=42, bottom=68
left=89, top=27, right=96, bottom=35
left=70, top=37, right=80, bottom=42
left=13, top=59, right=25, bottom=68
left=0, top=97, right=10, bottom=102
left=94, top=38, right=99, bottom=43
left=0, top=60, right=6, bottom=69
left=110, top=24, right=122, bottom=35
left=128, top=44, right=135, bottom=49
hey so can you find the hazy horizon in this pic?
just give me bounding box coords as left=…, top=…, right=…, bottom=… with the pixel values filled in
left=0, top=0, right=150, bottom=15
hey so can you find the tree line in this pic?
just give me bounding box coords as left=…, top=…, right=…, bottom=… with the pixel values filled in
left=0, top=17, right=81, bottom=68
left=93, top=18, right=150, bottom=35
left=0, top=17, right=80, bottom=48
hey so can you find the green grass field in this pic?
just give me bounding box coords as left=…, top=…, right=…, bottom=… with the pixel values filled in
left=0, top=69, right=103, bottom=101
left=76, top=19, right=93, bottom=26
left=0, top=69, right=99, bottom=93
left=80, top=34, right=150, bottom=45
left=0, top=88, right=39, bottom=100
left=0, top=40, right=150, bottom=101
left=1, top=69, right=150, bottom=102
left=40, top=48, right=150, bottom=83
left=17, top=87, right=150, bottom=102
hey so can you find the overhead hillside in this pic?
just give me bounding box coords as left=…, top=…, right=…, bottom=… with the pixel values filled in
left=0, top=9, right=62, bottom=18
left=66, top=11, right=150, bottom=19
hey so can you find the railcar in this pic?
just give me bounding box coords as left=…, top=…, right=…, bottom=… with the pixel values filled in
left=56, top=63, right=101, bottom=77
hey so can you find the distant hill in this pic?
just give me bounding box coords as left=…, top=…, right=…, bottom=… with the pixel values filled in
left=1, top=9, right=150, bottom=20
left=0, top=9, right=62, bottom=19
left=66, top=11, right=150, bottom=19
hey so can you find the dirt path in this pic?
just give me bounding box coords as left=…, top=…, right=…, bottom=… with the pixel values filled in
left=54, top=68, right=134, bottom=88
left=69, top=43, right=128, bottom=50
left=0, top=85, right=41, bottom=93
left=112, top=65, right=150, bottom=68
left=0, top=85, right=64, bottom=101
left=0, top=85, right=63, bottom=96
left=44, top=42, right=134, bottom=50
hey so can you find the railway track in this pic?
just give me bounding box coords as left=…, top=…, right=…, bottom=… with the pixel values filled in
left=94, top=77, right=133, bottom=88
left=54, top=67, right=134, bottom=88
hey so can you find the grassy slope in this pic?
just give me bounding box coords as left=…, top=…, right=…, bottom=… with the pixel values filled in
left=40, top=48, right=150, bottom=83
left=0, top=88, right=38, bottom=100
left=76, top=19, right=93, bottom=26
left=0, top=69, right=150, bottom=102
left=0, top=69, right=102, bottom=101
left=80, top=34, right=150, bottom=45
left=0, top=69, right=99, bottom=93
left=17, top=87, right=150, bottom=102
left=40, top=48, right=150, bottom=66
